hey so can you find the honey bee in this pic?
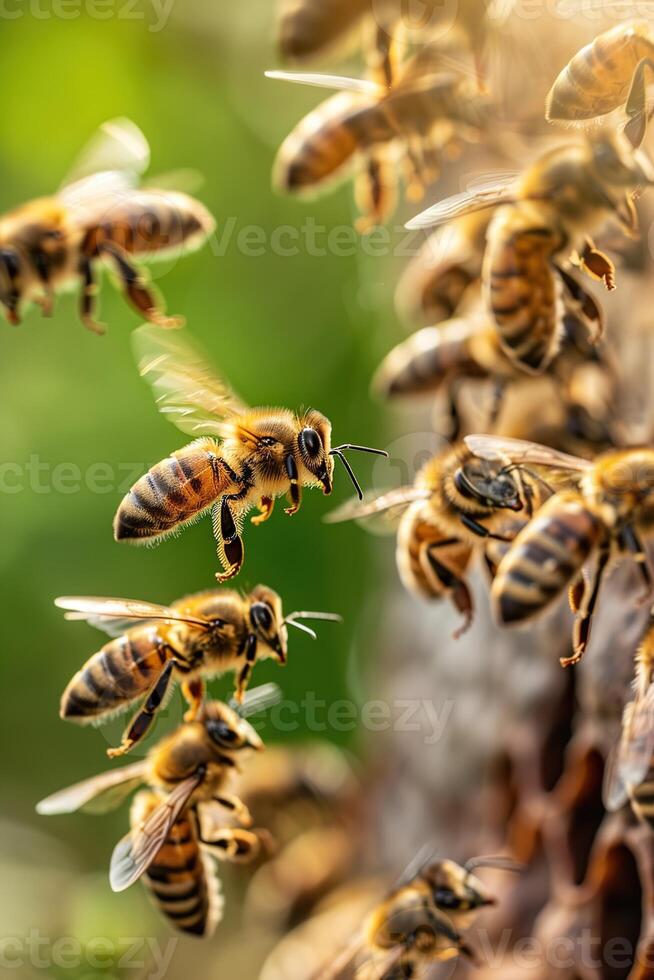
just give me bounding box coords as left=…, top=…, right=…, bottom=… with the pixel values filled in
left=37, top=687, right=278, bottom=937
left=604, top=613, right=654, bottom=827
left=114, top=326, right=386, bottom=581
left=395, top=210, right=490, bottom=326
left=465, top=434, right=654, bottom=667
left=276, top=0, right=370, bottom=63
left=267, top=41, right=489, bottom=230
left=407, top=131, right=653, bottom=373
left=56, top=587, right=339, bottom=758
left=326, top=443, right=541, bottom=635
left=314, top=850, right=522, bottom=979
left=546, top=22, right=654, bottom=149
left=0, top=118, right=215, bottom=334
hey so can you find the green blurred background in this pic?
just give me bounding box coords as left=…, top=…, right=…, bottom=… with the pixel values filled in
left=0, top=1, right=405, bottom=975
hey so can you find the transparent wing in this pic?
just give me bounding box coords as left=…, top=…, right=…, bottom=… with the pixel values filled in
left=324, top=486, right=430, bottom=528
left=60, top=117, right=150, bottom=189
left=232, top=683, right=283, bottom=718
left=405, top=173, right=519, bottom=231
left=109, top=774, right=203, bottom=892
left=464, top=435, right=592, bottom=472
left=265, top=70, right=381, bottom=96
left=133, top=324, right=248, bottom=437
left=55, top=595, right=211, bottom=638
left=145, top=168, right=205, bottom=194
left=36, top=761, right=146, bottom=816
left=604, top=691, right=654, bottom=812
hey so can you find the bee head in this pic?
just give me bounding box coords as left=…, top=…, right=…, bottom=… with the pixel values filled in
left=248, top=585, right=287, bottom=663
left=455, top=459, right=522, bottom=511
left=425, top=860, right=496, bottom=912
left=592, top=132, right=653, bottom=186
left=0, top=248, right=20, bottom=324
left=202, top=700, right=263, bottom=753
left=297, top=410, right=334, bottom=495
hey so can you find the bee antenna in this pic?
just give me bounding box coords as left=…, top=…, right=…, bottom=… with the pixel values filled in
left=284, top=610, right=343, bottom=640
left=330, top=449, right=364, bottom=500
left=284, top=619, right=317, bottom=640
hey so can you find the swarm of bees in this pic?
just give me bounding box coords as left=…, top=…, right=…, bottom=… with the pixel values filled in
left=26, top=5, right=654, bottom=971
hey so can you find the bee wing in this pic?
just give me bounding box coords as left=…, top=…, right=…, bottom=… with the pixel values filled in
left=59, top=117, right=150, bottom=190
left=464, top=435, right=592, bottom=472
left=145, top=168, right=205, bottom=194
left=265, top=70, right=382, bottom=96
left=405, top=173, right=519, bottom=231
left=36, top=761, right=147, bottom=816
left=110, top=773, right=204, bottom=892
left=133, top=325, right=248, bottom=438
left=604, top=691, right=654, bottom=812
left=324, top=487, right=430, bottom=530
left=231, top=683, right=282, bottom=718
left=55, top=595, right=210, bottom=638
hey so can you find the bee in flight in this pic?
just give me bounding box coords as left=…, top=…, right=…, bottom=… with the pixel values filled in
left=114, top=326, right=387, bottom=581
left=313, top=848, right=522, bottom=979
left=0, top=118, right=215, bottom=334
left=546, top=22, right=654, bottom=150
left=407, top=130, right=653, bottom=374
left=267, top=39, right=489, bottom=230
left=37, top=687, right=279, bottom=938
left=604, top=612, right=654, bottom=828
left=56, top=587, right=340, bottom=758
left=326, top=442, right=543, bottom=636
left=464, top=435, right=654, bottom=667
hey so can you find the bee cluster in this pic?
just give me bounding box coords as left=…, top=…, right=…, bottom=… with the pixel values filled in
left=15, top=2, right=654, bottom=977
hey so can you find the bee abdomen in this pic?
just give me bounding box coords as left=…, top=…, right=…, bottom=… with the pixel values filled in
left=486, top=218, right=562, bottom=374
left=89, top=191, right=214, bottom=259
left=373, top=322, right=481, bottom=399
left=132, top=793, right=222, bottom=937
left=492, top=493, right=603, bottom=624
left=278, top=0, right=368, bottom=61
left=397, top=506, right=472, bottom=599
left=114, top=439, right=228, bottom=542
left=630, top=768, right=654, bottom=829
left=60, top=627, right=172, bottom=721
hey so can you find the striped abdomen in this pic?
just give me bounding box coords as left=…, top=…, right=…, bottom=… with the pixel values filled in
left=397, top=503, right=473, bottom=601
left=492, top=491, right=604, bottom=625
left=85, top=190, right=214, bottom=261
left=373, top=320, right=483, bottom=399
left=546, top=23, right=654, bottom=123
left=630, top=763, right=654, bottom=830
left=132, top=792, right=222, bottom=937
left=274, top=92, right=393, bottom=192
left=60, top=625, right=173, bottom=722
left=486, top=209, right=564, bottom=374
left=278, top=0, right=368, bottom=61
left=114, top=439, right=231, bottom=543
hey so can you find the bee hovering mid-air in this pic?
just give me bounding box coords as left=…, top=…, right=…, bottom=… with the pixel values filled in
left=407, top=131, right=654, bottom=374
left=0, top=118, right=215, bottom=334
left=114, top=326, right=387, bottom=581
left=37, top=687, right=279, bottom=938
left=326, top=442, right=544, bottom=636
left=546, top=22, right=654, bottom=149
left=465, top=434, right=654, bottom=667
left=56, top=587, right=340, bottom=757
left=313, top=849, right=523, bottom=979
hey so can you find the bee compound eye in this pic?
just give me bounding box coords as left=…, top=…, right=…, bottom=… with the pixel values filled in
left=251, top=602, right=273, bottom=632
left=300, top=427, right=322, bottom=459
left=208, top=720, right=238, bottom=747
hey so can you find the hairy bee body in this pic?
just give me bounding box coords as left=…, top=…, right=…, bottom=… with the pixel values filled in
left=397, top=501, right=474, bottom=605
left=546, top=22, right=654, bottom=125
left=277, top=0, right=369, bottom=62
left=131, top=790, right=221, bottom=937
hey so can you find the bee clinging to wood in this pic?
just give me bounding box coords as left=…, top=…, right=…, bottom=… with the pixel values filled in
left=313, top=850, right=523, bottom=979
left=465, top=434, right=654, bottom=667
left=0, top=118, right=215, bottom=334
left=37, top=687, right=279, bottom=937
left=326, top=442, right=545, bottom=636
left=546, top=22, right=654, bottom=149
left=407, top=131, right=654, bottom=374
left=114, top=326, right=386, bottom=581
left=56, top=587, right=340, bottom=757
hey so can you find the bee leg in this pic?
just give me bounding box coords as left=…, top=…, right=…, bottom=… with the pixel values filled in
left=251, top=496, right=274, bottom=526
left=106, top=659, right=175, bottom=758
left=284, top=454, right=302, bottom=515
left=200, top=828, right=261, bottom=863
left=578, top=239, right=616, bottom=291
left=212, top=793, right=253, bottom=827
left=181, top=677, right=205, bottom=722
left=623, top=58, right=654, bottom=149
left=621, top=525, right=654, bottom=602
left=32, top=251, right=55, bottom=317
left=98, top=241, right=183, bottom=328
left=423, top=541, right=474, bottom=637
left=78, top=256, right=106, bottom=335
left=564, top=546, right=610, bottom=667
left=213, top=496, right=245, bottom=582
left=459, top=514, right=512, bottom=542
left=234, top=633, right=258, bottom=702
